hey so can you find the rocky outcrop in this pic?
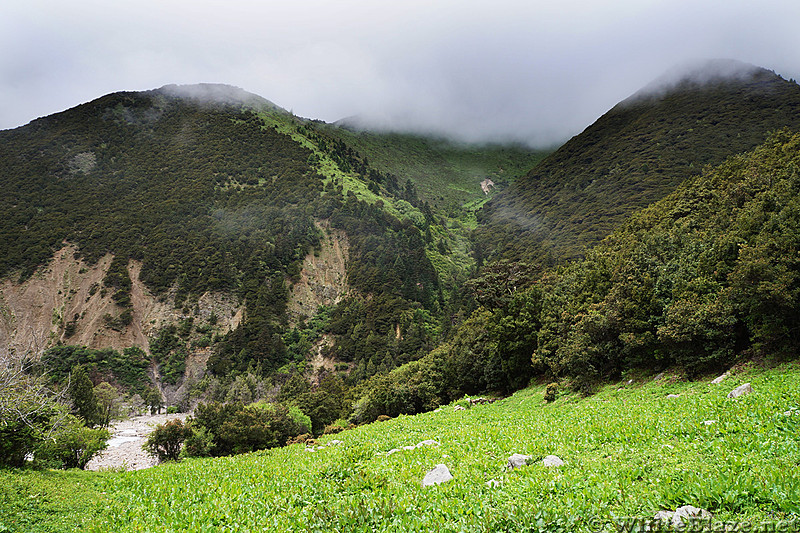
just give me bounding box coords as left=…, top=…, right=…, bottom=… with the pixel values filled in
left=727, top=383, right=752, bottom=399
left=507, top=453, right=531, bottom=469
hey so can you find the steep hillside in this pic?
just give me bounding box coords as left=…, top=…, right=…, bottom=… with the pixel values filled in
left=0, top=84, right=543, bottom=398
left=315, top=125, right=549, bottom=218
left=349, top=129, right=800, bottom=422
left=477, top=60, right=800, bottom=262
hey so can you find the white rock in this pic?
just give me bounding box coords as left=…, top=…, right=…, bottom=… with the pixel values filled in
left=542, top=455, right=565, bottom=467
left=422, top=464, right=453, bottom=486
left=653, top=510, right=674, bottom=522
left=507, top=453, right=532, bottom=469
left=416, top=439, right=439, bottom=447
left=327, top=439, right=343, bottom=446
left=727, top=383, right=752, bottom=399
left=703, top=420, right=716, bottom=426
left=666, top=394, right=680, bottom=399
left=671, top=505, right=712, bottom=527
left=711, top=372, right=729, bottom=384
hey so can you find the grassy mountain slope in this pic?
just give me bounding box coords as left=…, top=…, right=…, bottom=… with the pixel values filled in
left=477, top=61, right=800, bottom=262
left=3, top=362, right=798, bottom=532
left=315, top=125, right=549, bottom=218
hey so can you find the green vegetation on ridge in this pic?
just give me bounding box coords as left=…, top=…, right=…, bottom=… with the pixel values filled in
left=477, top=64, right=800, bottom=263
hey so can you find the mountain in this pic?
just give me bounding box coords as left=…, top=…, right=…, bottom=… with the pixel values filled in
left=317, top=123, right=549, bottom=215
left=0, top=84, right=542, bottom=404
left=476, top=60, right=800, bottom=262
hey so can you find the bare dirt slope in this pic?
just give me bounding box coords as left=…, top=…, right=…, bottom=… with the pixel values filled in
left=287, top=221, right=349, bottom=325
left=0, top=245, right=243, bottom=357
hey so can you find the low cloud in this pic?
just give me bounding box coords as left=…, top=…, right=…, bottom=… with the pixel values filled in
left=2, top=1, right=800, bottom=146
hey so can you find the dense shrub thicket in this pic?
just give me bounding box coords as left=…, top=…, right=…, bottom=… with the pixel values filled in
left=184, top=401, right=309, bottom=457
left=351, top=130, right=800, bottom=419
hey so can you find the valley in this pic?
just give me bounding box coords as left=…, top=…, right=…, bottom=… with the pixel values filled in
left=2, top=60, right=800, bottom=532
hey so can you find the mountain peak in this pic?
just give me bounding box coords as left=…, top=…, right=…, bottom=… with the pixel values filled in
left=628, top=59, right=776, bottom=103
left=155, top=83, right=286, bottom=113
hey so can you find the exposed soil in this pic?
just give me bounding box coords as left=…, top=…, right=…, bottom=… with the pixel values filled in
left=85, top=413, right=189, bottom=471
left=287, top=221, right=349, bottom=325
left=0, top=244, right=243, bottom=357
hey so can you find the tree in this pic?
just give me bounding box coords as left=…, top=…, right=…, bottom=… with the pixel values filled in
left=36, top=415, right=109, bottom=469
left=143, top=386, right=163, bottom=415
left=143, top=419, right=193, bottom=462
left=69, top=365, right=99, bottom=426
left=93, top=382, right=119, bottom=428
left=0, top=334, right=72, bottom=467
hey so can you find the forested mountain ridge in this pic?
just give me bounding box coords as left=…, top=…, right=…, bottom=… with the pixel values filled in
left=476, top=61, right=800, bottom=264
left=0, top=83, right=542, bottom=405
left=354, top=129, right=800, bottom=418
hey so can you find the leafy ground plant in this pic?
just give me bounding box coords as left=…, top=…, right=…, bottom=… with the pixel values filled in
left=3, top=362, right=799, bottom=532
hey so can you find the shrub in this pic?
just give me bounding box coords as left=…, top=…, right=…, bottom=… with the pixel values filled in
left=186, top=401, right=307, bottom=457
left=286, top=433, right=316, bottom=446
left=36, top=416, right=109, bottom=469
left=544, top=382, right=559, bottom=403
left=183, top=425, right=215, bottom=457
left=143, top=419, right=192, bottom=462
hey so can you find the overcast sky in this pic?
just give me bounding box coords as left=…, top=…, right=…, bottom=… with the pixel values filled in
left=2, top=0, right=799, bottom=145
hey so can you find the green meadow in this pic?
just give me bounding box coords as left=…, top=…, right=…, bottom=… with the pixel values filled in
left=2, top=361, right=799, bottom=532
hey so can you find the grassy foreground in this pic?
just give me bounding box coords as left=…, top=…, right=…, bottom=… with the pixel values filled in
left=2, top=362, right=799, bottom=532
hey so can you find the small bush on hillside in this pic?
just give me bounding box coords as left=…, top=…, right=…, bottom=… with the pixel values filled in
left=143, top=419, right=192, bottom=463
left=286, top=433, right=317, bottom=446
left=544, top=383, right=559, bottom=403
left=36, top=416, right=109, bottom=469
left=186, top=401, right=307, bottom=457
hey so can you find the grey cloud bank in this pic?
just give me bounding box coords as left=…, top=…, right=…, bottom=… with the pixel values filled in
left=2, top=0, right=799, bottom=146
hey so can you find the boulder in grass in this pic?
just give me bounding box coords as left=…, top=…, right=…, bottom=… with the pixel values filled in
left=422, top=464, right=453, bottom=486
left=672, top=505, right=712, bottom=528
left=666, top=394, right=680, bottom=399
left=507, top=453, right=532, bottom=469
left=711, top=372, right=729, bottom=384
left=654, top=505, right=712, bottom=528
left=542, top=455, right=565, bottom=467
left=727, top=383, right=752, bottom=399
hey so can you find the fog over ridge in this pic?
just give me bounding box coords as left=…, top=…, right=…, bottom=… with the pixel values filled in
left=2, top=1, right=800, bottom=146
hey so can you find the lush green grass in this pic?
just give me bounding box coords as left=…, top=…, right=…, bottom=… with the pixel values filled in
left=0, top=469, right=114, bottom=532
left=4, top=362, right=799, bottom=532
